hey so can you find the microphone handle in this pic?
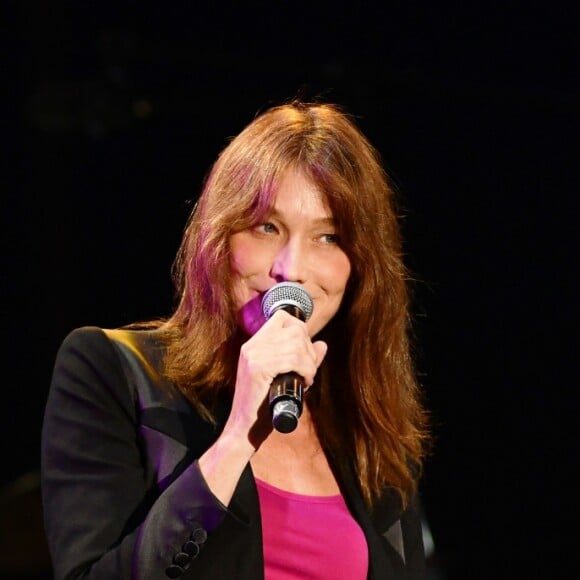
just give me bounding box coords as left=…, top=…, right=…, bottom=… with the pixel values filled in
left=269, top=371, right=303, bottom=434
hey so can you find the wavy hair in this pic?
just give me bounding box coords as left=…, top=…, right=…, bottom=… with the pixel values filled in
left=161, top=101, right=429, bottom=508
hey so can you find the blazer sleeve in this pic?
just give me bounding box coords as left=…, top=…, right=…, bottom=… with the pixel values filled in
left=41, top=327, right=229, bottom=580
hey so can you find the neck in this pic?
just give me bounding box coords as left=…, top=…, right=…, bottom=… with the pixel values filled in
left=265, top=405, right=321, bottom=455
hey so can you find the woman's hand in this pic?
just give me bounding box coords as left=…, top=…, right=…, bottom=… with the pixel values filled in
left=226, top=309, right=328, bottom=442
left=198, top=310, right=327, bottom=506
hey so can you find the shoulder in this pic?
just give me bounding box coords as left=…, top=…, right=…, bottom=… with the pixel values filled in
left=58, top=325, right=161, bottom=355
left=54, top=325, right=138, bottom=370
left=58, top=324, right=109, bottom=349
left=53, top=326, right=124, bottom=382
left=49, top=326, right=137, bottom=415
left=55, top=325, right=165, bottom=378
left=55, top=325, right=181, bottom=407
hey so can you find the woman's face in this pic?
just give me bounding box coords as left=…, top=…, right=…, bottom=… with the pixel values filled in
left=230, top=168, right=351, bottom=337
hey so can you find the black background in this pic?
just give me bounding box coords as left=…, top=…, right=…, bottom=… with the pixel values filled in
left=2, top=2, right=578, bottom=579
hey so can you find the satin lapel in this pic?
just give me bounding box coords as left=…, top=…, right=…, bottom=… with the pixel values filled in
left=337, top=465, right=406, bottom=579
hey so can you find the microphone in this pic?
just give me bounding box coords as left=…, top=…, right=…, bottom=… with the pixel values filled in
left=261, top=282, right=314, bottom=434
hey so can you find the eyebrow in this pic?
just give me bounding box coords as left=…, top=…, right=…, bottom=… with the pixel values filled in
left=267, top=208, right=335, bottom=225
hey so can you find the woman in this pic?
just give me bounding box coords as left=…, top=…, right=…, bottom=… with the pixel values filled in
left=41, top=100, right=430, bottom=579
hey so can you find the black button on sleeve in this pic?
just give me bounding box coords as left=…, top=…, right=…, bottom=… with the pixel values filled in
left=191, top=527, right=208, bottom=544
left=173, top=552, right=192, bottom=567
left=165, top=564, right=185, bottom=578
left=183, top=540, right=200, bottom=558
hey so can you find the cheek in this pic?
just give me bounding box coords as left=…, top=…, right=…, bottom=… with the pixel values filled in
left=310, top=253, right=351, bottom=333
left=229, top=238, right=251, bottom=307
left=236, top=295, right=266, bottom=336
left=230, top=265, right=265, bottom=336
left=230, top=232, right=268, bottom=278
left=230, top=243, right=250, bottom=277
left=230, top=234, right=269, bottom=335
left=325, top=252, right=351, bottom=296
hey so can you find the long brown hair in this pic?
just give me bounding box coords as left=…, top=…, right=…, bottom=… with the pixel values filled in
left=161, top=100, right=429, bottom=508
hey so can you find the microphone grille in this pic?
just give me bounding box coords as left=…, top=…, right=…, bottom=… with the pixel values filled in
left=261, top=282, right=313, bottom=321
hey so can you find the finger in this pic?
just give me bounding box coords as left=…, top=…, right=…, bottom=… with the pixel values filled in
left=312, top=341, right=328, bottom=368
left=269, top=309, right=310, bottom=330
left=301, top=341, right=328, bottom=387
left=302, top=340, right=326, bottom=390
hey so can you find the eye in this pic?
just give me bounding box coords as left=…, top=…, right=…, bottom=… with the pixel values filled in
left=319, top=233, right=340, bottom=245
left=254, top=222, right=278, bottom=235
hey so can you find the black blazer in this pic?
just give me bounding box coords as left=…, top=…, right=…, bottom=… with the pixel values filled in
left=41, top=327, right=426, bottom=579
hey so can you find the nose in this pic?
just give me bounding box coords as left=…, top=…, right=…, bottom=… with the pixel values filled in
left=270, top=239, right=307, bottom=284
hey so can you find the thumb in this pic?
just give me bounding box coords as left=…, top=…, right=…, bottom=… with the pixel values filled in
left=312, top=340, right=328, bottom=368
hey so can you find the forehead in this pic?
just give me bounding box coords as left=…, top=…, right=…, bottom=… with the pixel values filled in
left=267, top=168, right=333, bottom=219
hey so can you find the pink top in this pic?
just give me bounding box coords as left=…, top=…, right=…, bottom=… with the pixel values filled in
left=256, top=478, right=369, bottom=580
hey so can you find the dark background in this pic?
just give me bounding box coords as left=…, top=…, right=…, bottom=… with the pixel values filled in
left=2, top=2, right=578, bottom=579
